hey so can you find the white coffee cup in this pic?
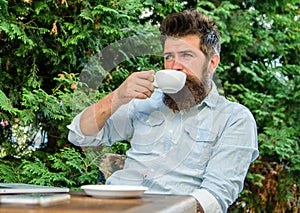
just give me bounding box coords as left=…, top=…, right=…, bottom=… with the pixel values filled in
left=153, top=70, right=187, bottom=94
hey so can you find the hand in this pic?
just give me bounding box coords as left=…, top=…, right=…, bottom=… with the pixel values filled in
left=114, top=70, right=155, bottom=105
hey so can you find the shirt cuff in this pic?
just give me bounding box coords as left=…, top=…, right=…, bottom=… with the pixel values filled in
left=67, top=110, right=104, bottom=146
left=190, top=189, right=223, bottom=213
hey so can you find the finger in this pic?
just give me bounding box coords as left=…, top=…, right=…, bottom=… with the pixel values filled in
left=121, top=71, right=155, bottom=100
left=135, top=93, right=150, bottom=100
left=135, top=78, right=154, bottom=89
left=137, top=70, right=155, bottom=81
left=127, top=90, right=150, bottom=100
left=133, top=84, right=153, bottom=96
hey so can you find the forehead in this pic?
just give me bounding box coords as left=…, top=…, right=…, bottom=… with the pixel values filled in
left=164, top=35, right=201, bottom=53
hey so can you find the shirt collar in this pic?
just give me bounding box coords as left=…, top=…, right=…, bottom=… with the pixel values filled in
left=199, top=81, right=220, bottom=109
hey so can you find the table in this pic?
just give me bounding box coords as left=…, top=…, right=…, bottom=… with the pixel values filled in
left=0, top=191, right=197, bottom=213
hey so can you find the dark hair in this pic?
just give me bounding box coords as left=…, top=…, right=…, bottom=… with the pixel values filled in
left=159, top=9, right=221, bottom=58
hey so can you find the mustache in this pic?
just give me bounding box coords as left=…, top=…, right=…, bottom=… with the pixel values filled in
left=185, top=72, right=201, bottom=83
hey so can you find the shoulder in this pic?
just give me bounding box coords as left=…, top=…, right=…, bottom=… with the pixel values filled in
left=212, top=95, right=257, bottom=126
left=226, top=99, right=257, bottom=129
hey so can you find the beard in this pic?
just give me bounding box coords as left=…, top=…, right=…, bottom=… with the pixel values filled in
left=163, top=68, right=211, bottom=112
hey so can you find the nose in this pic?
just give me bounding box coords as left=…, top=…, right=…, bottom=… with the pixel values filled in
left=171, top=59, right=183, bottom=71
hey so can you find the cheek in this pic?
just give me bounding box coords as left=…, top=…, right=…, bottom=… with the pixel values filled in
left=186, top=62, right=203, bottom=77
left=164, top=60, right=174, bottom=70
left=164, top=59, right=171, bottom=68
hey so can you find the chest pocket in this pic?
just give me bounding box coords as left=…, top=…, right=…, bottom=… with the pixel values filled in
left=131, top=111, right=166, bottom=152
left=135, top=111, right=165, bottom=127
left=182, top=121, right=218, bottom=171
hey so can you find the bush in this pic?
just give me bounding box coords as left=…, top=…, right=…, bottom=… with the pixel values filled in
left=1, top=0, right=299, bottom=211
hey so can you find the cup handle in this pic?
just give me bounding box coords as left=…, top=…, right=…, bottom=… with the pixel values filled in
left=152, top=74, right=158, bottom=87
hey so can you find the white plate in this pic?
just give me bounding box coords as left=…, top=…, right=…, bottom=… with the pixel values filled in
left=81, top=185, right=148, bottom=198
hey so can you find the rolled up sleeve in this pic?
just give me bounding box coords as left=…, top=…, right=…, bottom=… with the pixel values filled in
left=67, top=103, right=134, bottom=147
left=191, top=189, right=223, bottom=213
left=67, top=111, right=104, bottom=147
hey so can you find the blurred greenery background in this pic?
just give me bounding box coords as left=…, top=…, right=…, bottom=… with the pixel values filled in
left=0, top=0, right=299, bottom=212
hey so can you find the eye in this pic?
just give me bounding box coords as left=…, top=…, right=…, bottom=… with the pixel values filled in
left=164, top=54, right=174, bottom=61
left=182, top=53, right=193, bottom=58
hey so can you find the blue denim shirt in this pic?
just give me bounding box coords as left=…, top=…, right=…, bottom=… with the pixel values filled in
left=68, top=83, right=259, bottom=212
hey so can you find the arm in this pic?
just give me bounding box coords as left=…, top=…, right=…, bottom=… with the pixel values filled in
left=79, top=70, right=155, bottom=136
left=192, top=107, right=259, bottom=213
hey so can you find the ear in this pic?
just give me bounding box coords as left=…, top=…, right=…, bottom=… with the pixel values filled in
left=208, top=54, right=220, bottom=74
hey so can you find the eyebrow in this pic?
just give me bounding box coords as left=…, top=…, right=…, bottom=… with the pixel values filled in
left=163, top=50, right=196, bottom=55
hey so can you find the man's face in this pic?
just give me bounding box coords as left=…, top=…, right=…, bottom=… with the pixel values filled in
left=162, top=35, right=218, bottom=111
left=163, top=34, right=210, bottom=80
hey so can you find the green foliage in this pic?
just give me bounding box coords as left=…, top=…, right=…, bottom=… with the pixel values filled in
left=107, top=141, right=131, bottom=155
left=0, top=0, right=299, bottom=211
left=0, top=160, right=22, bottom=182
left=0, top=0, right=155, bottom=151
left=0, top=147, right=101, bottom=189
left=0, top=89, right=19, bottom=122
left=199, top=0, right=300, bottom=211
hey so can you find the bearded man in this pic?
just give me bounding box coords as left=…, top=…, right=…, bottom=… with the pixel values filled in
left=68, top=9, right=259, bottom=213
